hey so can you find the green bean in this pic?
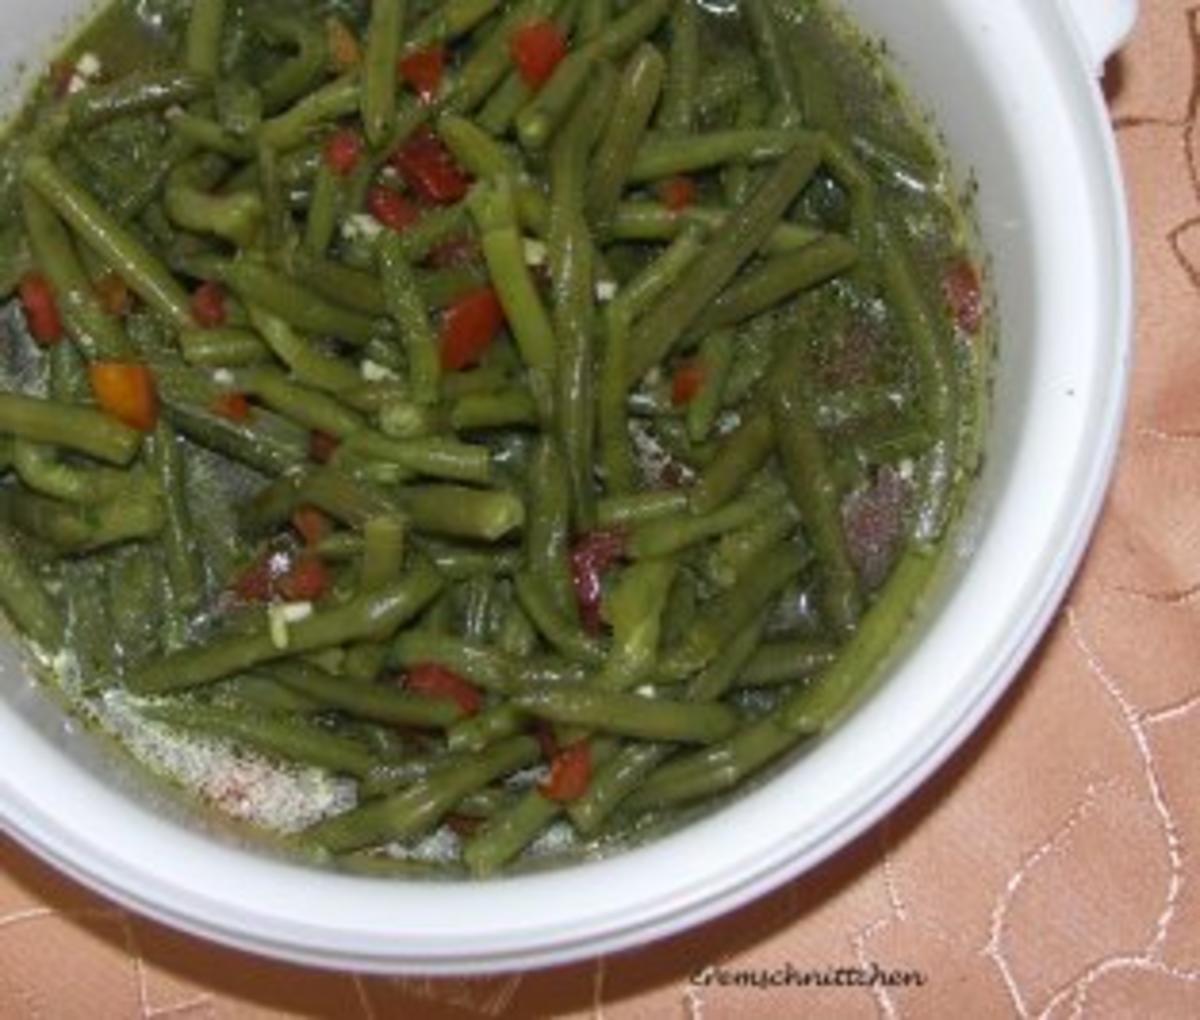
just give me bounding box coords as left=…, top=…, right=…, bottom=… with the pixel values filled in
left=665, top=540, right=808, bottom=676
left=67, top=70, right=212, bottom=130
left=598, top=559, right=676, bottom=691
left=165, top=162, right=263, bottom=248
left=449, top=388, right=539, bottom=431
left=416, top=540, right=526, bottom=580
left=406, top=0, right=504, bottom=52
left=595, top=490, right=688, bottom=529
left=179, top=328, right=271, bottom=367
left=265, top=662, right=460, bottom=729
left=303, top=162, right=342, bottom=256
left=514, top=572, right=604, bottom=664
left=587, top=44, right=665, bottom=233
left=723, top=89, right=769, bottom=206
left=468, top=177, right=557, bottom=421
left=771, top=344, right=862, bottom=636
left=625, top=712, right=800, bottom=811
left=185, top=0, right=227, bottom=77
left=5, top=485, right=165, bottom=554
left=21, top=186, right=134, bottom=361
left=437, top=114, right=521, bottom=179
left=163, top=399, right=308, bottom=475
left=294, top=468, right=401, bottom=529
left=656, top=0, right=699, bottom=135
left=742, top=0, right=803, bottom=127
left=686, top=330, right=734, bottom=443
left=246, top=305, right=361, bottom=393
left=150, top=423, right=204, bottom=615
left=233, top=367, right=365, bottom=439
left=254, top=14, right=330, bottom=114
left=516, top=0, right=672, bottom=151
left=392, top=630, right=571, bottom=692
left=463, top=787, right=559, bottom=877
left=12, top=442, right=132, bottom=505
left=395, top=202, right=474, bottom=265
left=549, top=66, right=613, bottom=531
left=447, top=702, right=528, bottom=753
left=290, top=254, right=388, bottom=317
left=736, top=637, right=838, bottom=688
left=626, top=141, right=824, bottom=382
left=690, top=411, right=774, bottom=516
left=344, top=433, right=493, bottom=485
left=363, top=0, right=406, bottom=145
left=610, top=203, right=822, bottom=255
left=706, top=499, right=800, bottom=589
left=0, top=393, right=141, bottom=466
left=378, top=233, right=442, bottom=406
left=630, top=128, right=818, bottom=183
left=400, top=485, right=525, bottom=541
left=447, top=0, right=564, bottom=112
left=259, top=72, right=361, bottom=150
left=878, top=221, right=960, bottom=545
left=24, top=156, right=195, bottom=330
left=0, top=522, right=62, bottom=652
left=216, top=673, right=324, bottom=714
left=686, top=613, right=769, bottom=701
left=598, top=304, right=635, bottom=494
left=525, top=438, right=576, bottom=618
left=631, top=483, right=786, bottom=559
left=694, top=52, right=760, bottom=116
left=512, top=684, right=737, bottom=744
left=128, top=563, right=444, bottom=694
left=145, top=702, right=379, bottom=777
left=783, top=553, right=945, bottom=725
left=209, top=260, right=383, bottom=346
left=707, top=237, right=858, bottom=330
left=301, top=736, right=539, bottom=853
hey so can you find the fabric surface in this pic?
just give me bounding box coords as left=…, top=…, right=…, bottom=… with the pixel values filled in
left=3, top=3, right=1200, bottom=1016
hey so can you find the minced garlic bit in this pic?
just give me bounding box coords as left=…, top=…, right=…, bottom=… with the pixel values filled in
left=595, top=279, right=618, bottom=303
left=360, top=358, right=398, bottom=382
left=281, top=601, right=314, bottom=624
left=341, top=213, right=383, bottom=243
left=212, top=368, right=236, bottom=387
left=66, top=52, right=103, bottom=95
left=522, top=238, right=548, bottom=266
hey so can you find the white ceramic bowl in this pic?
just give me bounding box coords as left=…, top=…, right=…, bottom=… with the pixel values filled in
left=0, top=0, right=1136, bottom=974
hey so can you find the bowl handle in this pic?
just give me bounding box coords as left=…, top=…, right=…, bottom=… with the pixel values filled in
left=1060, top=0, right=1138, bottom=74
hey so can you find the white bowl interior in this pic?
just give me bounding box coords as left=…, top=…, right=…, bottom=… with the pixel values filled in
left=0, top=0, right=1131, bottom=974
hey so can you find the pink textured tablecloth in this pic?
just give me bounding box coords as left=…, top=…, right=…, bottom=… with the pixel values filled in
left=4, top=4, right=1200, bottom=1016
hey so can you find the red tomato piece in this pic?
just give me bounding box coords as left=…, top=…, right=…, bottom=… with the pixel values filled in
left=233, top=552, right=276, bottom=603
left=212, top=392, right=252, bottom=422
left=510, top=20, right=568, bottom=90
left=399, top=47, right=445, bottom=103
left=292, top=506, right=332, bottom=546
left=406, top=663, right=483, bottom=717
left=570, top=529, right=628, bottom=634
left=658, top=175, right=698, bottom=213
left=323, top=128, right=364, bottom=177
left=942, top=257, right=983, bottom=335
left=190, top=281, right=228, bottom=329
left=277, top=554, right=331, bottom=602
left=88, top=362, right=158, bottom=432
left=540, top=741, right=592, bottom=802
left=390, top=127, right=471, bottom=205
left=671, top=359, right=706, bottom=406
left=367, top=185, right=421, bottom=233
left=19, top=272, right=63, bottom=345
left=440, top=286, right=506, bottom=371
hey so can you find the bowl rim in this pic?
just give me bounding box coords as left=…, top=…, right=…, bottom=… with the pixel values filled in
left=0, top=0, right=1135, bottom=975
